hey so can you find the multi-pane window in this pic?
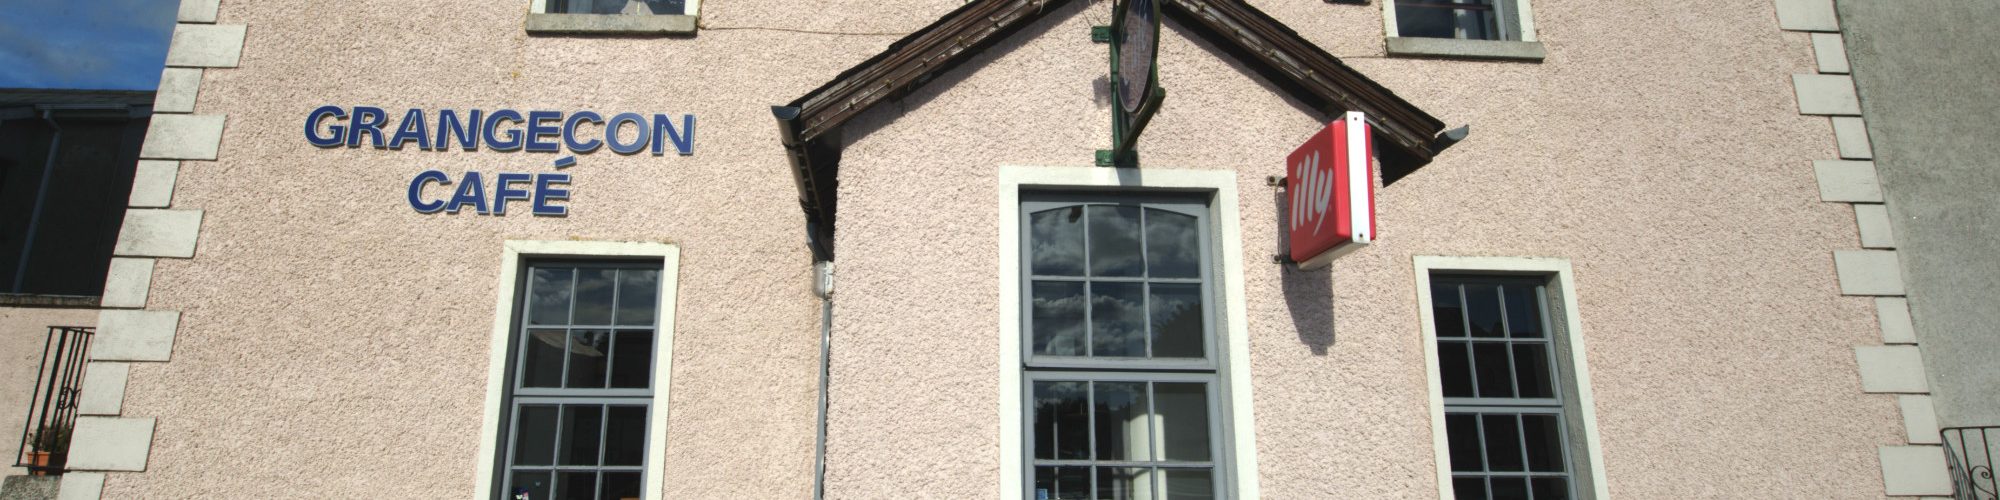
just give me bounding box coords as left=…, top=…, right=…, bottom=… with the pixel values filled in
left=1430, top=276, right=1575, bottom=500
left=501, top=262, right=662, bottom=500
left=1021, top=195, right=1223, bottom=500
left=546, top=0, right=687, bottom=15
left=1393, top=0, right=1523, bottom=41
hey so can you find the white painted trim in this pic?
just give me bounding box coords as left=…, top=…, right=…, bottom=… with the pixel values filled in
left=1412, top=256, right=1609, bottom=500
left=1381, top=0, right=1539, bottom=42
left=474, top=240, right=681, bottom=500
left=997, top=165, right=1259, bottom=499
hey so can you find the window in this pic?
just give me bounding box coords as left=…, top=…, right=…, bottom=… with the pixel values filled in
left=544, top=0, right=686, bottom=15
left=1020, top=194, right=1224, bottom=500
left=498, top=261, right=662, bottom=500
left=1381, top=0, right=1544, bottom=61
left=1415, top=257, right=1607, bottom=500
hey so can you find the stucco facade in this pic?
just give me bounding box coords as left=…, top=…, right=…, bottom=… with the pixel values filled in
left=10, top=0, right=1928, bottom=498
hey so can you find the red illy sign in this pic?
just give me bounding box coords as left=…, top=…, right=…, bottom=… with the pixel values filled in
left=1286, top=111, right=1376, bottom=269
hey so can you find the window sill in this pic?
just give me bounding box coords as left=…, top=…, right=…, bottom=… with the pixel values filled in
left=525, top=13, right=697, bottom=36
left=0, top=293, right=101, bottom=308
left=1385, top=37, right=1546, bottom=62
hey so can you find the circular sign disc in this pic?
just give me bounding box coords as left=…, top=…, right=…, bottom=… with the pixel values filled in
left=1117, top=0, right=1157, bottom=114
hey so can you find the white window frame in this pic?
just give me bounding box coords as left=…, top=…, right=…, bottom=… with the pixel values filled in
left=1381, top=0, right=1545, bottom=61
left=998, top=165, right=1260, bottom=499
left=1413, top=256, right=1608, bottom=499
left=475, top=240, right=681, bottom=500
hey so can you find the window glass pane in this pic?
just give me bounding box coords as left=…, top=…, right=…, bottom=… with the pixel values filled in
left=1144, top=209, right=1200, bottom=278
left=602, top=472, right=642, bottom=500
left=603, top=405, right=647, bottom=466
left=529, top=267, right=575, bottom=325
left=1093, top=382, right=1151, bottom=461
left=616, top=270, right=658, bottom=326
left=1154, top=382, right=1212, bottom=461
left=1465, top=284, right=1504, bottom=338
left=509, top=470, right=553, bottom=500
left=1503, top=284, right=1542, bottom=338
left=1035, top=466, right=1091, bottom=500
left=554, top=471, right=597, bottom=500
left=1162, top=469, right=1214, bottom=500
left=559, top=405, right=604, bottom=466
left=1512, top=343, right=1554, bottom=399
left=1439, top=342, right=1475, bottom=398
left=1395, top=4, right=1458, bottom=38
left=1481, top=414, right=1524, bottom=472
left=513, top=405, right=559, bottom=466
left=1149, top=283, right=1204, bottom=358
left=1444, top=413, right=1483, bottom=472
left=1097, top=467, right=1155, bottom=500
left=566, top=330, right=611, bottom=389
left=522, top=329, right=568, bottom=388
left=1034, top=381, right=1090, bottom=460
left=609, top=330, right=653, bottom=389
left=1432, top=283, right=1466, bottom=337
left=1521, top=413, right=1565, bottom=473
left=1092, top=282, right=1146, bottom=357
left=574, top=269, right=616, bottom=325
left=1451, top=477, right=1487, bottom=500
left=1472, top=342, right=1514, bottom=398
left=551, top=0, right=685, bottom=15
left=1032, top=281, right=1088, bottom=356
left=1089, top=205, right=1144, bottom=277
left=1530, top=477, right=1570, bottom=500
left=1489, top=476, right=1529, bottom=500
left=1031, top=207, right=1086, bottom=276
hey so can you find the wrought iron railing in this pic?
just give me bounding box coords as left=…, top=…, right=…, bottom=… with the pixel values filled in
left=1946, top=426, right=1999, bottom=500
left=12, top=326, right=92, bottom=476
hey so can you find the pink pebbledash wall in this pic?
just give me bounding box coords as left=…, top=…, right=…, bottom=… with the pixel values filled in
left=102, top=0, right=1899, bottom=498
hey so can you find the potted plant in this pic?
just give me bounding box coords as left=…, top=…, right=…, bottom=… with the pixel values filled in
left=26, top=424, right=70, bottom=475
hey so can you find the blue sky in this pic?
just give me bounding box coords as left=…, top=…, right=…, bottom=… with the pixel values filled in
left=0, top=0, right=177, bottom=90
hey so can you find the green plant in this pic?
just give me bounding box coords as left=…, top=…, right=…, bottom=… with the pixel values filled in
left=32, top=424, right=70, bottom=453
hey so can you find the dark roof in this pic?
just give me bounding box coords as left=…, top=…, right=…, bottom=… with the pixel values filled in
left=773, top=0, right=1450, bottom=262
left=0, top=88, right=154, bottom=108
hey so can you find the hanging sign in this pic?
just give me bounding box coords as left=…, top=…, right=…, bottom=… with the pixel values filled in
left=1287, top=111, right=1375, bottom=269
left=1107, top=0, right=1164, bottom=163
left=302, top=106, right=696, bottom=216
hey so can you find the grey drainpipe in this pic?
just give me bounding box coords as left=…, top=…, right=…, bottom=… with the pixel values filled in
left=13, top=109, right=63, bottom=293
left=811, top=261, right=834, bottom=500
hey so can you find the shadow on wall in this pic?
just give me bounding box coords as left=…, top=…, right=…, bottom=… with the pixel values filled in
left=1274, top=186, right=1336, bottom=355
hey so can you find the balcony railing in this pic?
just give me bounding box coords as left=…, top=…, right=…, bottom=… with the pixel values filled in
left=1945, top=426, right=1999, bottom=500
left=12, top=326, right=92, bottom=476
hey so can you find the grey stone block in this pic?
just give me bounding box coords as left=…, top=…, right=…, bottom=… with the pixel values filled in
left=165, top=24, right=244, bottom=68
left=1855, top=203, right=1896, bottom=249
left=525, top=13, right=697, bottom=35
left=1775, top=0, right=1839, bottom=31
left=1793, top=74, right=1862, bottom=115
left=1811, top=33, right=1850, bottom=73
left=128, top=160, right=178, bottom=208
left=1878, top=297, right=1917, bottom=344
left=1836, top=250, right=1906, bottom=296
left=113, top=209, right=203, bottom=259
left=77, top=362, right=129, bottom=416
left=1815, top=160, right=1884, bottom=202
left=152, top=68, right=202, bottom=113
left=1385, top=37, right=1546, bottom=62
left=55, top=473, right=102, bottom=500
left=1856, top=345, right=1929, bottom=393
left=66, top=417, right=154, bottom=472
left=100, top=258, right=154, bottom=309
left=1899, top=395, right=1940, bottom=444
left=1832, top=116, right=1873, bottom=159
left=91, top=310, right=180, bottom=362
left=140, top=114, right=226, bottom=161
left=1879, top=446, right=1952, bottom=496
left=179, top=0, right=221, bottom=23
